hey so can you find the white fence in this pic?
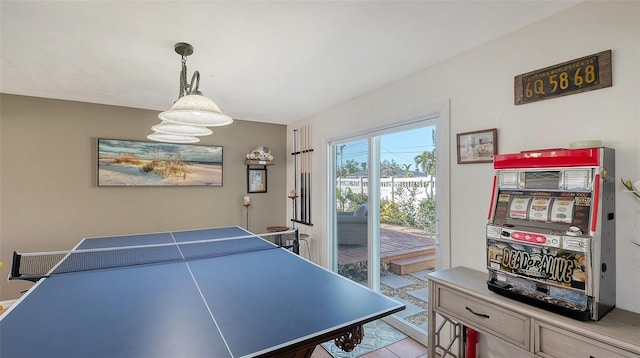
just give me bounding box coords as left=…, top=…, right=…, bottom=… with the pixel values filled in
left=337, top=176, right=435, bottom=202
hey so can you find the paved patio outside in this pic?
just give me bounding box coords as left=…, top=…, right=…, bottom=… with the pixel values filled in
left=337, top=224, right=437, bottom=332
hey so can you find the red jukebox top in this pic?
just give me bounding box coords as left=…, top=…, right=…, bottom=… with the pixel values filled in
left=494, top=148, right=601, bottom=169
left=489, top=148, right=605, bottom=235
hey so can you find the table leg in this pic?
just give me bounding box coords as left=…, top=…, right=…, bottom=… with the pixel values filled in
left=333, top=325, right=364, bottom=352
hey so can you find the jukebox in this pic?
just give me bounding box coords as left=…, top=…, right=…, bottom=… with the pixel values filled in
left=486, top=147, right=615, bottom=321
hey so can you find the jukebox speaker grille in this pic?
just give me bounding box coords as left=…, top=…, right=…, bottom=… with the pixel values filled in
left=524, top=171, right=560, bottom=189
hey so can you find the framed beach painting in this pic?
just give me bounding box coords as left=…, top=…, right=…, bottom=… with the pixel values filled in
left=456, top=128, right=497, bottom=164
left=97, top=138, right=223, bottom=186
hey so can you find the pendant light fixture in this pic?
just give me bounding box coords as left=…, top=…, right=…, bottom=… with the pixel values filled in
left=148, top=42, right=233, bottom=143
left=146, top=133, right=200, bottom=144
left=151, top=121, right=213, bottom=136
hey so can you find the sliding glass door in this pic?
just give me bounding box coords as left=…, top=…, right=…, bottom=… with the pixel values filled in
left=335, top=137, right=371, bottom=284
left=331, top=114, right=448, bottom=343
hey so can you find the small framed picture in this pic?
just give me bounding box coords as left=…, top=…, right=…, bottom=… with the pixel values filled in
left=456, top=128, right=498, bottom=164
left=247, top=167, right=267, bottom=193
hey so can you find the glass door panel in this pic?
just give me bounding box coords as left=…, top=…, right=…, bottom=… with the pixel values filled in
left=335, top=139, right=370, bottom=286
left=378, top=126, right=436, bottom=336
left=331, top=113, right=447, bottom=345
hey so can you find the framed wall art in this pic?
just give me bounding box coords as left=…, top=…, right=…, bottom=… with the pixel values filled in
left=456, top=128, right=497, bottom=164
left=97, top=138, right=223, bottom=186
left=247, top=167, right=267, bottom=193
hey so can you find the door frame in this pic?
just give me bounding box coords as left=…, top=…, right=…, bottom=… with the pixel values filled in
left=327, top=99, right=451, bottom=343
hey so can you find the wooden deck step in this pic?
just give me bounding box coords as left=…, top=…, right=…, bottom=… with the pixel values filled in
left=384, top=247, right=436, bottom=262
left=389, top=253, right=436, bottom=275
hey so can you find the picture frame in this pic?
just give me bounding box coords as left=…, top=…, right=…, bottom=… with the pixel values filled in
left=456, top=128, right=498, bottom=164
left=247, top=167, right=267, bottom=193
left=97, top=138, right=223, bottom=186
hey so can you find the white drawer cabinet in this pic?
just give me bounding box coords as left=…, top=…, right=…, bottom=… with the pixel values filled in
left=428, top=267, right=640, bottom=358
left=435, top=285, right=531, bottom=350
left=535, top=321, right=635, bottom=358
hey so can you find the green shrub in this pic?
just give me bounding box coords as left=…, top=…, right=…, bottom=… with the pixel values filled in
left=337, top=181, right=437, bottom=235
left=380, top=199, right=403, bottom=225
left=338, top=260, right=391, bottom=283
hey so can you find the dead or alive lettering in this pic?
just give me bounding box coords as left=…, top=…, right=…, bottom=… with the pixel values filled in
left=501, top=248, right=576, bottom=283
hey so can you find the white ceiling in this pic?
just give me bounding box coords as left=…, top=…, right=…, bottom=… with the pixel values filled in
left=1, top=1, right=579, bottom=125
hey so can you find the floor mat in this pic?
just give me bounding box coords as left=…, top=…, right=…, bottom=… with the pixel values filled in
left=321, top=320, right=407, bottom=358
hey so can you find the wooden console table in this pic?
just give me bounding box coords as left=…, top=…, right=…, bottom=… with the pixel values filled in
left=428, top=267, right=640, bottom=358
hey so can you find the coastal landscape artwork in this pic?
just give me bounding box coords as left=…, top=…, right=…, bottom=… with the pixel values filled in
left=98, top=139, right=223, bottom=186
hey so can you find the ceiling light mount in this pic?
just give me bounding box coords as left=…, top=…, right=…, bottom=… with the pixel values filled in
left=175, top=42, right=202, bottom=98
left=174, top=42, right=194, bottom=57
left=148, top=42, right=232, bottom=143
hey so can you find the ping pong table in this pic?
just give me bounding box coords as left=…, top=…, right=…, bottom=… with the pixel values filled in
left=0, top=226, right=404, bottom=357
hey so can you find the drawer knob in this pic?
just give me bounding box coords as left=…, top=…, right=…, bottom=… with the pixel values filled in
left=465, top=306, right=490, bottom=319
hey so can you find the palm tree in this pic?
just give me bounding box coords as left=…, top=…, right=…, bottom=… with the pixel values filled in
left=401, top=163, right=413, bottom=177
left=414, top=151, right=435, bottom=176
left=415, top=128, right=437, bottom=177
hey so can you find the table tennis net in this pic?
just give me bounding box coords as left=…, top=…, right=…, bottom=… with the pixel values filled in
left=10, top=230, right=299, bottom=282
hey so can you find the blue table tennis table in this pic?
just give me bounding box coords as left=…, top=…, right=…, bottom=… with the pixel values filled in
left=0, top=226, right=404, bottom=357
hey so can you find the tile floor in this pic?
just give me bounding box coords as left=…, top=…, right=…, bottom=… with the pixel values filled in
left=310, top=337, right=428, bottom=358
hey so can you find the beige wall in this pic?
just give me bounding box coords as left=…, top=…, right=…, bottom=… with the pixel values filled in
left=0, top=94, right=287, bottom=299
left=291, top=1, right=640, bottom=313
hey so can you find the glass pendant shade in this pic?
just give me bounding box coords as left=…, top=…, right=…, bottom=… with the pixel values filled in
left=151, top=121, right=213, bottom=136
left=149, top=43, right=232, bottom=144
left=146, top=132, right=200, bottom=143
left=158, top=94, right=233, bottom=127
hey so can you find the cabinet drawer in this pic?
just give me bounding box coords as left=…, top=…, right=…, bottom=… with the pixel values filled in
left=535, top=321, right=638, bottom=358
left=435, top=285, right=530, bottom=350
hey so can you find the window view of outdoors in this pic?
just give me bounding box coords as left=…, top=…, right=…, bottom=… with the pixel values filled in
left=335, top=125, right=438, bottom=332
